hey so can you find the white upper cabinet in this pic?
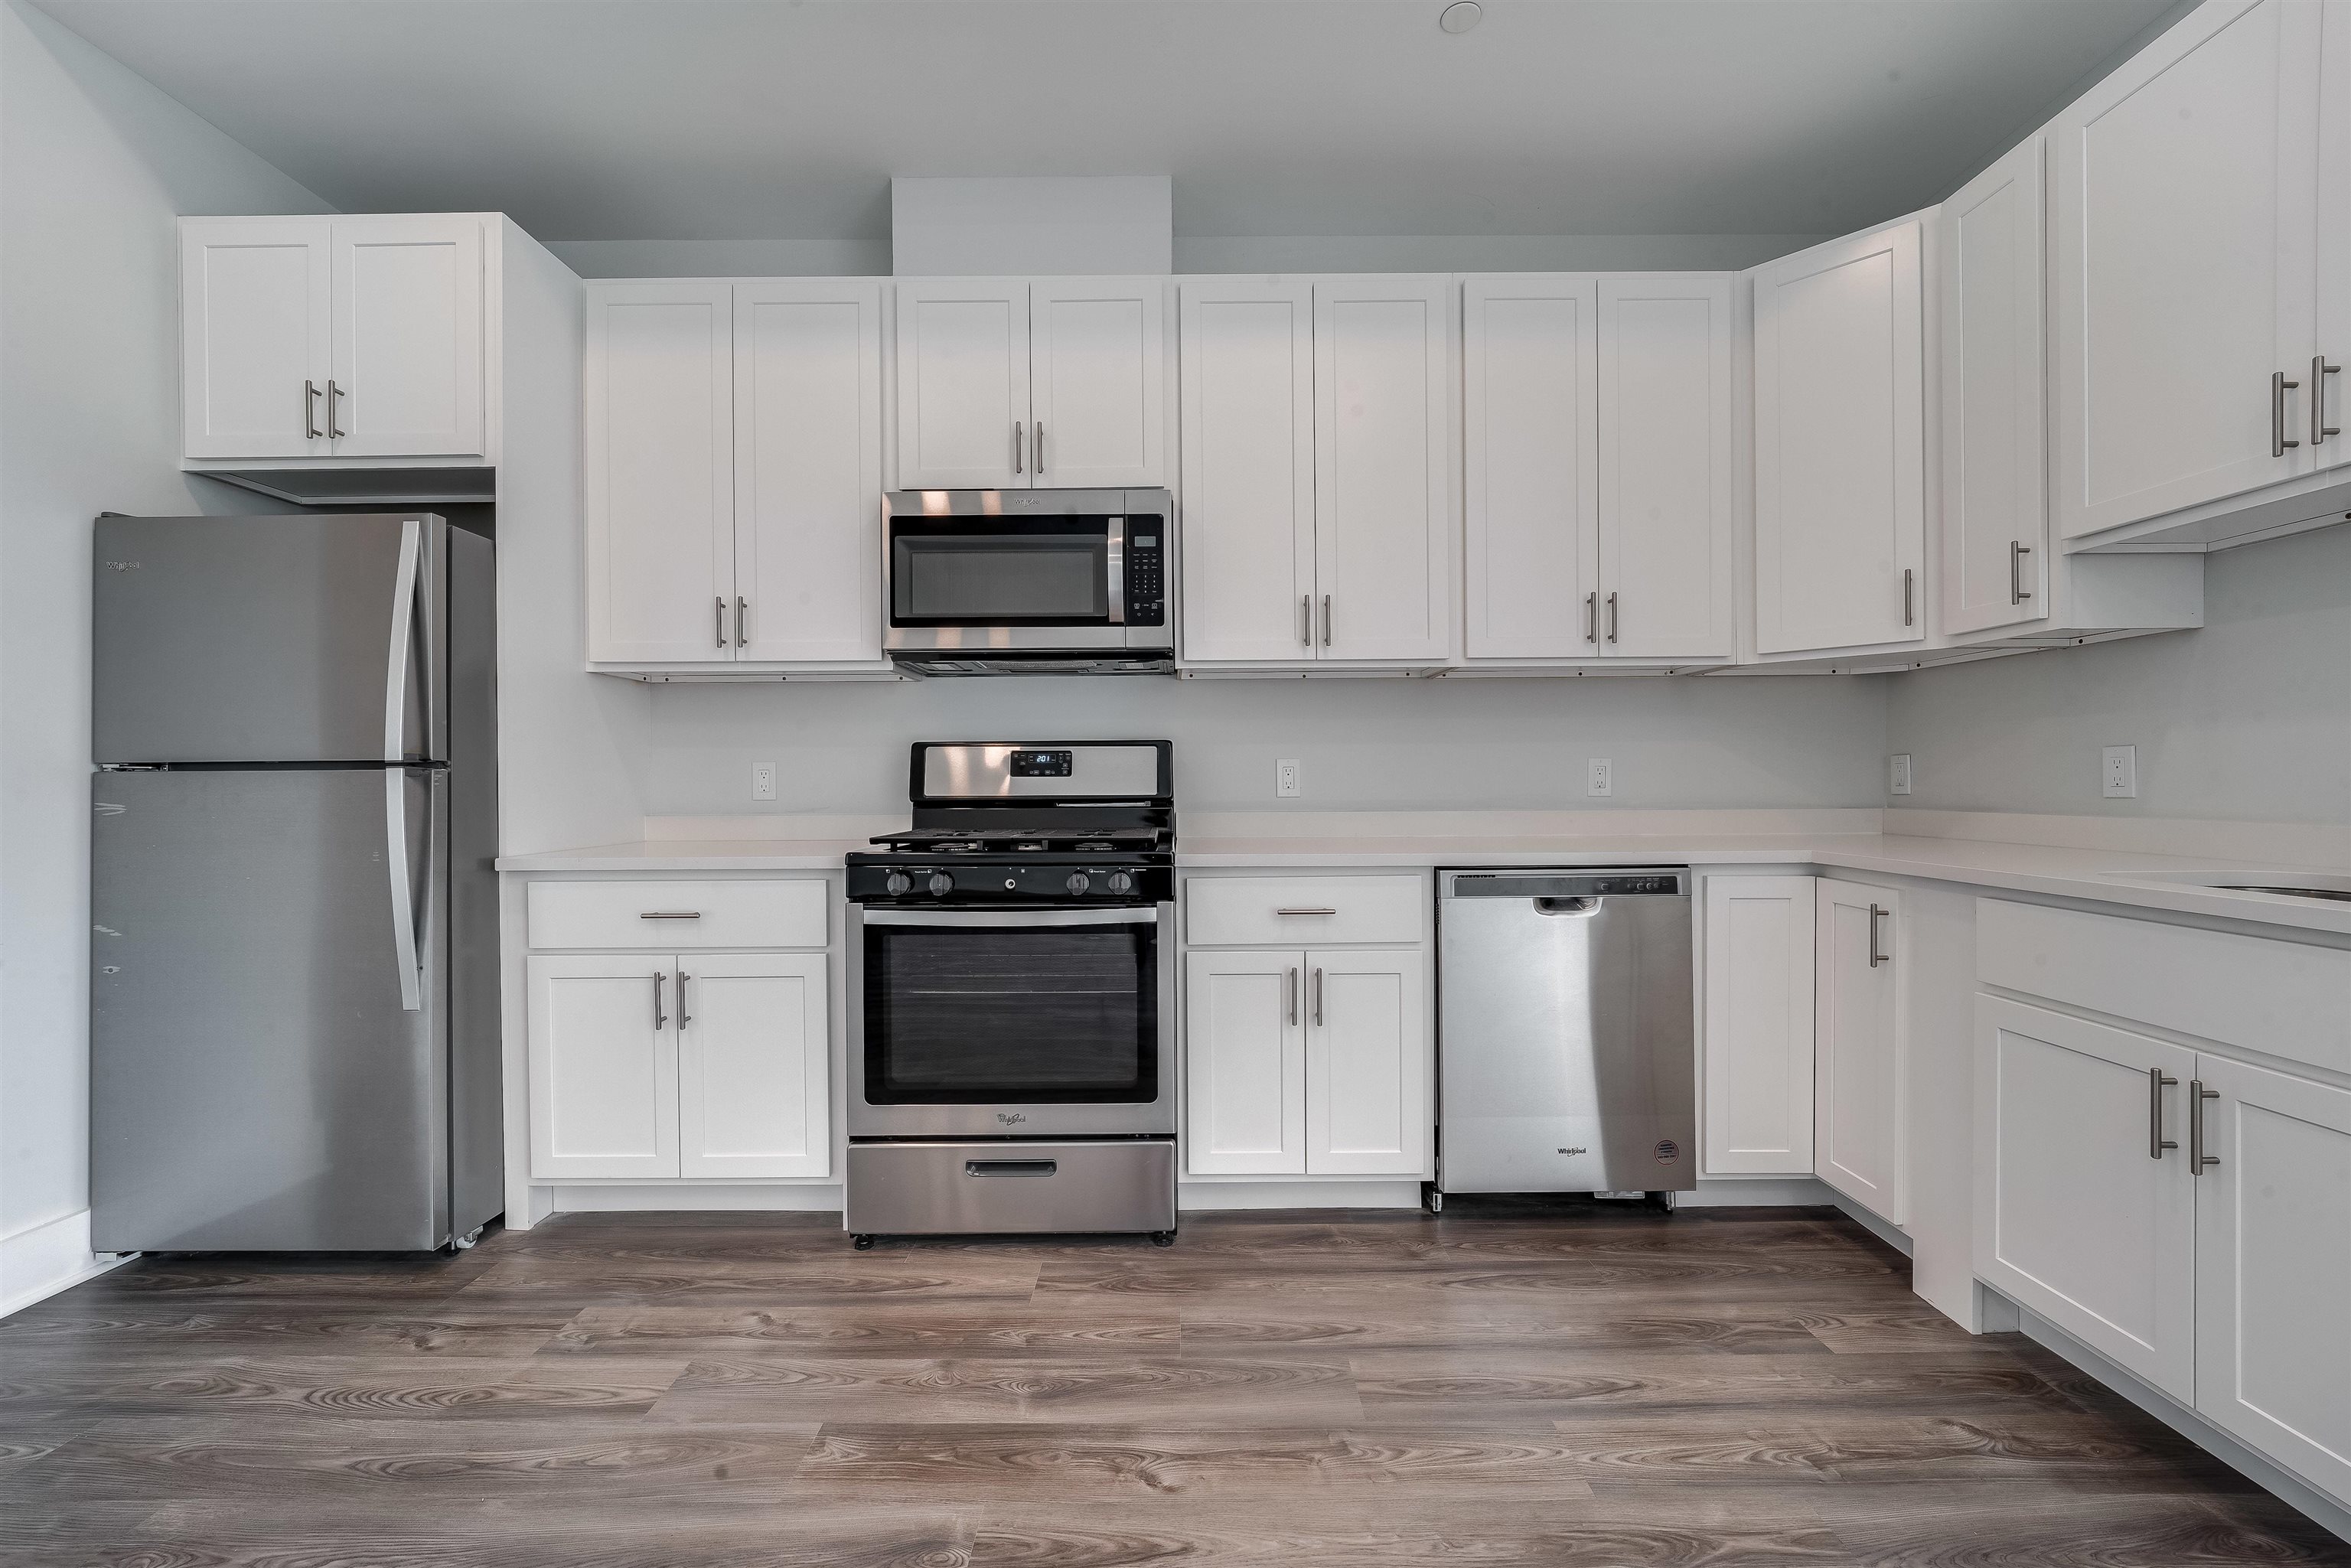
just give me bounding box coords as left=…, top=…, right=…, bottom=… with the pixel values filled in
left=1596, top=275, right=1736, bottom=660
left=894, top=278, right=1166, bottom=490
left=1701, top=875, right=1816, bottom=1175
left=1178, top=280, right=1319, bottom=663
left=2053, top=0, right=2326, bottom=537
left=328, top=217, right=485, bottom=458
left=585, top=282, right=736, bottom=665
left=1752, top=220, right=1927, bottom=655
left=732, top=281, right=885, bottom=663
left=1462, top=275, right=1599, bottom=660
left=1031, top=279, right=1169, bottom=488
left=179, top=215, right=486, bottom=463
left=1313, top=275, right=1454, bottom=663
left=180, top=220, right=332, bottom=459
left=1814, top=880, right=1906, bottom=1225
left=1940, top=138, right=2050, bottom=636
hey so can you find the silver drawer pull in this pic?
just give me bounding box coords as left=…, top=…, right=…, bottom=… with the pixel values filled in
left=640, top=910, right=703, bottom=919
left=1277, top=907, right=1338, bottom=916
left=966, top=1159, right=1056, bottom=1178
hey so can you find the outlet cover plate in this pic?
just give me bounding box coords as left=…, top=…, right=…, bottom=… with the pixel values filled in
left=752, top=761, right=778, bottom=802
left=1276, top=758, right=1302, bottom=799
left=2102, top=745, right=2137, bottom=799
left=1890, top=754, right=1912, bottom=795
left=1586, top=758, right=1613, bottom=798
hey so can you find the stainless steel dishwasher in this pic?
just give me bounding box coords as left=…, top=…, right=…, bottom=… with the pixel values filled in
left=1436, top=868, right=1695, bottom=1201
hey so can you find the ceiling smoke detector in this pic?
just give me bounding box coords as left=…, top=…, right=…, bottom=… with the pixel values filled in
left=1439, top=1, right=1482, bottom=34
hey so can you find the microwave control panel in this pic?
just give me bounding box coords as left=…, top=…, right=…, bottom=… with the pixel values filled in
left=1126, top=519, right=1166, bottom=627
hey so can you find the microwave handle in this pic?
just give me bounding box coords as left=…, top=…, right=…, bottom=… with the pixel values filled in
left=1107, top=517, right=1127, bottom=625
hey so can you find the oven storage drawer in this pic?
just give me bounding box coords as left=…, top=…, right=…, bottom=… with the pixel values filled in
left=846, top=1139, right=1176, bottom=1235
left=527, top=879, right=828, bottom=950
left=1185, top=875, right=1424, bottom=947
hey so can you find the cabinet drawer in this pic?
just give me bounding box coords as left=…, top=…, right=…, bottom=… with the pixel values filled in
left=1978, top=900, right=2350, bottom=1077
left=527, top=879, right=828, bottom=950
left=1185, top=875, right=1423, bottom=947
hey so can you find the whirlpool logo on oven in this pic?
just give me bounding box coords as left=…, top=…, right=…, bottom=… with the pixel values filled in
left=997, top=1112, right=1027, bottom=1126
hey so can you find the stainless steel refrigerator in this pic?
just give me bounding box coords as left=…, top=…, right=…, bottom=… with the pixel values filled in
left=90, top=513, right=500, bottom=1252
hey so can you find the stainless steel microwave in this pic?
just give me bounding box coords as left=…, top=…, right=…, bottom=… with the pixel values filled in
left=882, top=489, right=1175, bottom=675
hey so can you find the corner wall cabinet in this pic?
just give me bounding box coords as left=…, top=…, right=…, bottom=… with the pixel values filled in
left=523, top=879, right=832, bottom=1182
left=181, top=214, right=485, bottom=461
left=894, top=277, right=1168, bottom=491
left=584, top=279, right=886, bottom=673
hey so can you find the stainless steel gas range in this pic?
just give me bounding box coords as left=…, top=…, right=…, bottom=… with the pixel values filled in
left=843, top=742, right=1178, bottom=1246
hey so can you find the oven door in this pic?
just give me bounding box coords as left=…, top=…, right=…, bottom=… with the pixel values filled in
left=849, top=904, right=1176, bottom=1138
left=884, top=515, right=1128, bottom=651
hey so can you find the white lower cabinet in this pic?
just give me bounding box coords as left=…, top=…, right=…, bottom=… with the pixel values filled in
left=1185, top=943, right=1427, bottom=1179
left=2193, top=1055, right=2351, bottom=1500
left=677, top=953, right=830, bottom=1178
left=1814, top=880, right=1906, bottom=1224
left=527, top=954, right=682, bottom=1179
left=1700, top=875, right=1817, bottom=1175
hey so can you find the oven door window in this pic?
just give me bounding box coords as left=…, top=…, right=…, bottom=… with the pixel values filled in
left=890, top=519, right=1111, bottom=627
left=864, top=920, right=1156, bottom=1103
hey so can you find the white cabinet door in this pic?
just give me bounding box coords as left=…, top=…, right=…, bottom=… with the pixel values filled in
left=526, top=954, right=680, bottom=1179
left=179, top=218, right=331, bottom=459
left=2053, top=0, right=2323, bottom=537
left=1304, top=950, right=1427, bottom=1176
left=1313, top=276, right=1454, bottom=663
left=1185, top=950, right=1306, bottom=1175
left=677, top=953, right=830, bottom=1180
left=895, top=279, right=1029, bottom=489
left=732, top=281, right=884, bottom=663
left=1177, top=281, right=1319, bottom=663
left=2317, top=0, right=2351, bottom=471
left=584, top=282, right=736, bottom=665
left=328, top=217, right=484, bottom=458
left=1031, top=279, right=1167, bottom=489
left=1941, top=138, right=2050, bottom=636
left=2193, top=1054, right=2351, bottom=1500
left=1462, top=275, right=1599, bottom=660
left=1751, top=221, right=1927, bottom=654
left=1974, top=996, right=2197, bottom=1400
left=1701, top=875, right=1816, bottom=1175
left=1815, top=880, right=1905, bottom=1224
left=1597, top=274, right=1736, bottom=660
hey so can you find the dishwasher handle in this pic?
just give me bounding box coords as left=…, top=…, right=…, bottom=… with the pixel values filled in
left=1534, top=896, right=1603, bottom=917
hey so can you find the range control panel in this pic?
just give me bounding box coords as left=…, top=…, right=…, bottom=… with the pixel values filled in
left=1125, top=518, right=1166, bottom=628
left=849, top=862, right=1173, bottom=907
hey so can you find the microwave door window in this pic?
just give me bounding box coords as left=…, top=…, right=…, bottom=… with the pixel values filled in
left=865, top=925, right=1156, bottom=1103
left=892, top=533, right=1110, bottom=625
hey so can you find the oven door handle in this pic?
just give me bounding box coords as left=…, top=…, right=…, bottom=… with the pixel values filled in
left=859, top=906, right=1160, bottom=928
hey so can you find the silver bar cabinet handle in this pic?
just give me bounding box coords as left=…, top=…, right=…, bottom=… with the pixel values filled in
left=1584, top=591, right=1597, bottom=643
left=1286, top=967, right=1298, bottom=1025
left=1867, top=904, right=1890, bottom=967
left=327, top=379, right=344, bottom=439
left=2190, top=1081, right=2219, bottom=1173
left=2148, top=1068, right=2178, bottom=1159
left=676, top=970, right=691, bottom=1027
left=1299, top=595, right=1312, bottom=647
left=1606, top=591, right=1619, bottom=644
left=2317, top=355, right=2343, bottom=448
left=1903, top=569, right=1915, bottom=627
left=715, top=596, right=726, bottom=649
left=1012, top=420, right=1023, bottom=474
left=1322, top=593, right=1332, bottom=647
left=304, top=380, right=322, bottom=440
left=1312, top=967, right=1325, bottom=1027
left=2273, top=371, right=2301, bottom=457
left=651, top=972, right=667, bottom=1032
left=2010, top=542, right=2033, bottom=605
left=1277, top=907, right=1339, bottom=916
left=639, top=910, right=703, bottom=920
left=1034, top=421, right=1045, bottom=475
left=736, top=596, right=748, bottom=647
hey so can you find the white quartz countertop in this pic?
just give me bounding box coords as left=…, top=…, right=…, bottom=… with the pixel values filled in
left=498, top=828, right=2351, bottom=937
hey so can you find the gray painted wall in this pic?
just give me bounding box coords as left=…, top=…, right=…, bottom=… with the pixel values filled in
left=1886, top=526, right=2351, bottom=826
left=641, top=674, right=1891, bottom=818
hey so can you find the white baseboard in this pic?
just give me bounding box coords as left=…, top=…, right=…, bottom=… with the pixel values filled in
left=1, top=1208, right=134, bottom=1318
left=2019, top=1308, right=2351, bottom=1547
left=1179, top=1180, right=1422, bottom=1211
left=1681, top=1176, right=1839, bottom=1208
left=536, top=1182, right=844, bottom=1217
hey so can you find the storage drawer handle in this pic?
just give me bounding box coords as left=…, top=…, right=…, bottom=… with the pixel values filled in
left=2147, top=1068, right=2177, bottom=1160
left=966, top=1159, right=1057, bottom=1178
left=1867, top=904, right=1890, bottom=967
left=640, top=910, right=703, bottom=919
left=1277, top=907, right=1338, bottom=916
left=2190, top=1081, right=2220, bottom=1174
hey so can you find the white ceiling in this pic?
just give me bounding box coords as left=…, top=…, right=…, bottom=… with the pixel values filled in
left=39, top=0, right=2181, bottom=243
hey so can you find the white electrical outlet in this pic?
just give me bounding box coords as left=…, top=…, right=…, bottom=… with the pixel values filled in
left=1276, top=758, right=1302, bottom=798
left=751, top=761, right=778, bottom=802
left=2102, top=745, right=2137, bottom=799
left=1586, top=758, right=1613, bottom=798
left=1890, top=754, right=1912, bottom=795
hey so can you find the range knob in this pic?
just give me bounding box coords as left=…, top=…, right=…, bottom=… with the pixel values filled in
left=884, top=871, right=913, bottom=897
left=926, top=872, right=954, bottom=896
left=1065, top=872, right=1092, bottom=895
left=1106, top=871, right=1136, bottom=895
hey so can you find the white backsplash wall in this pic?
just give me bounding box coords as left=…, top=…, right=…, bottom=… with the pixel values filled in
left=643, top=673, right=1890, bottom=819
left=1886, top=525, right=2351, bottom=827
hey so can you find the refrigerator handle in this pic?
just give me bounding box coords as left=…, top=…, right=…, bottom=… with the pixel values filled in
left=385, top=770, right=423, bottom=1012
left=383, top=519, right=422, bottom=763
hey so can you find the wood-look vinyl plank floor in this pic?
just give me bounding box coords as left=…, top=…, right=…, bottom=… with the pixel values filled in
left=3, top=1204, right=2343, bottom=1567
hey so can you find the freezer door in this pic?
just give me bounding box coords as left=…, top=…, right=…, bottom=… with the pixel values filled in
left=90, top=767, right=450, bottom=1250
left=93, top=513, right=446, bottom=764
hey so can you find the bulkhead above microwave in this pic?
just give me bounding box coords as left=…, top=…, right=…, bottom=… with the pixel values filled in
left=882, top=489, right=1174, bottom=675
